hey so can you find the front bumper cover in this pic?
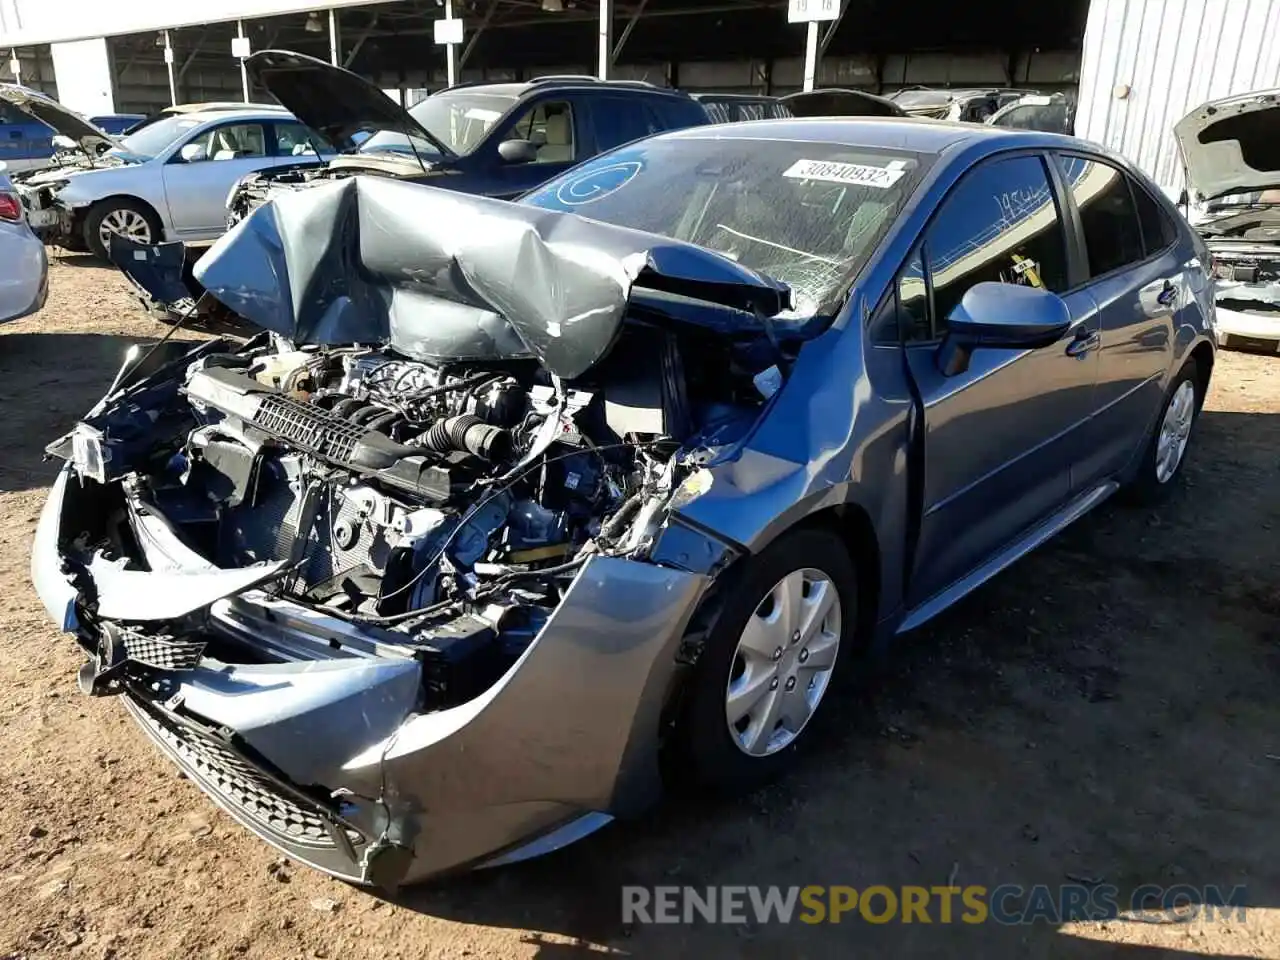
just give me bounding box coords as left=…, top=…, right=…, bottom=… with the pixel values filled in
left=32, top=466, right=709, bottom=885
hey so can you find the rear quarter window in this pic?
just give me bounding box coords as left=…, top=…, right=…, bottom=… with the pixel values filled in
left=1131, top=180, right=1178, bottom=254
left=1056, top=155, right=1145, bottom=278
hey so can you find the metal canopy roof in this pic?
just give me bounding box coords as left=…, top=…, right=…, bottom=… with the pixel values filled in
left=6, top=0, right=1087, bottom=61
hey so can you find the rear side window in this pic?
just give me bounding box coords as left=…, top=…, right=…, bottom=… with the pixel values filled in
left=923, top=154, right=1070, bottom=333
left=592, top=97, right=661, bottom=151
left=0, top=102, right=28, bottom=124
left=1057, top=156, right=1145, bottom=277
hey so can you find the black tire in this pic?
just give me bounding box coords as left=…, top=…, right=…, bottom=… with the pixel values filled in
left=674, top=527, right=859, bottom=793
left=82, top=198, right=163, bottom=261
left=1120, top=358, right=1203, bottom=505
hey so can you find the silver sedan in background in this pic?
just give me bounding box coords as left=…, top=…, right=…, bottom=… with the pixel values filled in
left=2, top=86, right=331, bottom=259
left=0, top=162, right=48, bottom=323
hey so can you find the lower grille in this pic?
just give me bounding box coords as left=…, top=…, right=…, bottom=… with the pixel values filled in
left=122, top=631, right=206, bottom=672
left=128, top=699, right=361, bottom=851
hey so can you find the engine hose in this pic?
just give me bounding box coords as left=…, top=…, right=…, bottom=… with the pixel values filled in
left=332, top=397, right=367, bottom=419
left=420, top=414, right=512, bottom=461
left=599, top=491, right=645, bottom=543
left=349, top=404, right=390, bottom=426
left=366, top=410, right=401, bottom=435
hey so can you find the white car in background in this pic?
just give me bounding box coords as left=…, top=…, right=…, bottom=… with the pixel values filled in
left=0, top=162, right=48, bottom=323
left=1, top=86, right=331, bottom=259
left=1177, top=89, right=1280, bottom=352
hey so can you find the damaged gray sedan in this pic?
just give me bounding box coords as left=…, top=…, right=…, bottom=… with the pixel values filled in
left=31, top=120, right=1216, bottom=887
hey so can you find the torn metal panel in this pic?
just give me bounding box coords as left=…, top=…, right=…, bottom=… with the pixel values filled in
left=193, top=176, right=791, bottom=380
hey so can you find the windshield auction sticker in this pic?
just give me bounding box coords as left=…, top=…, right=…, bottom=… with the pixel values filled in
left=783, top=158, right=908, bottom=189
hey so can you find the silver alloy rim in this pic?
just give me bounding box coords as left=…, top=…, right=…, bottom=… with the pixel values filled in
left=725, top=568, right=842, bottom=757
left=1155, top=380, right=1196, bottom=484
left=98, top=208, right=152, bottom=248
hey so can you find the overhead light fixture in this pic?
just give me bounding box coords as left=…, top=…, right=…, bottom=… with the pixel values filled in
left=305, top=12, right=324, bottom=33
left=542, top=0, right=564, bottom=10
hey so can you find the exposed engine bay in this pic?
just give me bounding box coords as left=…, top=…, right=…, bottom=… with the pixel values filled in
left=226, top=153, right=426, bottom=228
left=52, top=327, right=764, bottom=710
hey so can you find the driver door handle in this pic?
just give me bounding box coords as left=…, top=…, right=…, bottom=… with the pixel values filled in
left=1065, top=327, right=1100, bottom=359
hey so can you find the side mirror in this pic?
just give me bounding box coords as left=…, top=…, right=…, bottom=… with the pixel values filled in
left=178, top=143, right=207, bottom=163
left=937, top=282, right=1072, bottom=376
left=498, top=138, right=538, bottom=165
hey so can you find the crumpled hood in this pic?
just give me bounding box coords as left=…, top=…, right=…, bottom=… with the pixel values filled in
left=247, top=49, right=451, bottom=156
left=0, top=83, right=118, bottom=157
left=193, top=176, right=792, bottom=381
left=1175, top=89, right=1280, bottom=202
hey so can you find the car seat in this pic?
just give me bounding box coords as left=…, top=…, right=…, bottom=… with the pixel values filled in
left=538, top=109, right=574, bottom=163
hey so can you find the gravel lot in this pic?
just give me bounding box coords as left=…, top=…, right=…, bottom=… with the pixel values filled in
left=1, top=258, right=1278, bottom=960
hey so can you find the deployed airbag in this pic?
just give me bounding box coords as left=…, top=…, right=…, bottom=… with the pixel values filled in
left=193, top=177, right=791, bottom=380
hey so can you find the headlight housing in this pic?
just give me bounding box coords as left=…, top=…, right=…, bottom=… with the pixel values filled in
left=70, top=424, right=109, bottom=484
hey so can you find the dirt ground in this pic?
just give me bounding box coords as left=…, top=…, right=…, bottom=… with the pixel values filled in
left=0, top=258, right=1277, bottom=960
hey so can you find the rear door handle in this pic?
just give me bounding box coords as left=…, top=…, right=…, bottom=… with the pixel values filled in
left=1156, top=280, right=1178, bottom=307
left=1065, top=328, right=1100, bottom=359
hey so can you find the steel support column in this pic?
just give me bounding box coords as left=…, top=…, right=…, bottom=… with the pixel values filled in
left=328, top=8, right=340, bottom=66
left=802, top=19, right=818, bottom=92
left=598, top=0, right=613, bottom=80
left=445, top=0, right=456, bottom=86
left=238, top=20, right=249, bottom=102
left=164, top=31, right=177, bottom=105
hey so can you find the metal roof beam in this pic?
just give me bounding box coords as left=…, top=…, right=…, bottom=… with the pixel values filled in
left=611, top=0, right=649, bottom=65
left=818, top=0, right=851, bottom=57
left=459, top=0, right=500, bottom=70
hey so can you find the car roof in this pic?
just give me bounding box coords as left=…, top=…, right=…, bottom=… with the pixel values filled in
left=657, top=117, right=1134, bottom=182
left=165, top=101, right=289, bottom=114
left=172, top=108, right=297, bottom=124
left=659, top=116, right=1029, bottom=152
left=440, top=77, right=693, bottom=100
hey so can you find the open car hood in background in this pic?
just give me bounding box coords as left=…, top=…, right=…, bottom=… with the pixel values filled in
left=779, top=89, right=906, bottom=118
left=246, top=49, right=453, bottom=156
left=192, top=177, right=792, bottom=381
left=1175, top=89, right=1280, bottom=202
left=0, top=84, right=118, bottom=156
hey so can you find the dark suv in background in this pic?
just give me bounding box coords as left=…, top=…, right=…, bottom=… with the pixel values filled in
left=226, top=50, right=711, bottom=221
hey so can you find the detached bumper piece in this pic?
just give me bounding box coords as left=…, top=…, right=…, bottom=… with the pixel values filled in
left=123, top=693, right=370, bottom=882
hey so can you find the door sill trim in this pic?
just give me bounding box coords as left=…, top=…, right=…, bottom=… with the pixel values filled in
left=897, top=480, right=1118, bottom=635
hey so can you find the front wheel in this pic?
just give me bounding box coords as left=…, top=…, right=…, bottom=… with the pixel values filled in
left=83, top=198, right=162, bottom=261
left=1121, top=359, right=1203, bottom=504
left=674, top=527, right=858, bottom=792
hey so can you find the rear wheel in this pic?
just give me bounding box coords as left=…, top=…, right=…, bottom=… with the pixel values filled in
left=83, top=198, right=162, bottom=261
left=675, top=528, right=858, bottom=792
left=1121, top=359, right=1202, bottom=504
